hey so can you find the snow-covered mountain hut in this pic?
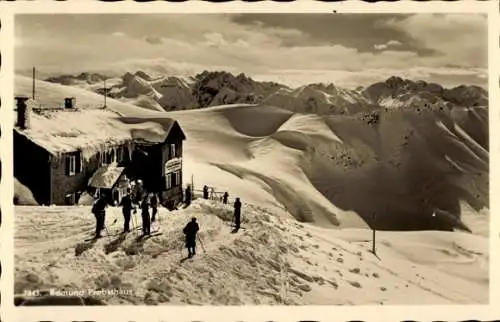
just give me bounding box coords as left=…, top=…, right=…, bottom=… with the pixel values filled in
left=13, top=96, right=186, bottom=208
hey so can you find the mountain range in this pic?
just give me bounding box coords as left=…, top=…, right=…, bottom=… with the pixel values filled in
left=43, top=70, right=488, bottom=117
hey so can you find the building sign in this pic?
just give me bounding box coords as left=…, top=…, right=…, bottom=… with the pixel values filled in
left=165, top=157, right=182, bottom=173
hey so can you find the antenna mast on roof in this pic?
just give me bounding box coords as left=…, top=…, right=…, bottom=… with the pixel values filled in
left=32, top=66, right=36, bottom=99
left=103, top=79, right=107, bottom=109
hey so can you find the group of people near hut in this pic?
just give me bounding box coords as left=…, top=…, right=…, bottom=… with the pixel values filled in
left=92, top=180, right=159, bottom=238
left=91, top=180, right=243, bottom=258
left=119, top=184, right=159, bottom=235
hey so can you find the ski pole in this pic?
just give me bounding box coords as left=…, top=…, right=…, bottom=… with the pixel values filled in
left=180, top=237, right=184, bottom=259
left=132, top=210, right=138, bottom=234
left=197, top=235, right=206, bottom=253
left=130, top=212, right=136, bottom=230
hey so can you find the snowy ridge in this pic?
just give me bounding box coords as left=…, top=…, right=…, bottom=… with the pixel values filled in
left=363, top=76, right=487, bottom=108
left=263, top=83, right=374, bottom=116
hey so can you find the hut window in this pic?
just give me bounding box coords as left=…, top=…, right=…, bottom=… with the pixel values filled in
left=166, top=173, right=172, bottom=189
left=173, top=171, right=181, bottom=187
left=172, top=172, right=177, bottom=187
left=66, top=155, right=76, bottom=176
left=170, top=144, right=176, bottom=158
left=78, top=152, right=83, bottom=173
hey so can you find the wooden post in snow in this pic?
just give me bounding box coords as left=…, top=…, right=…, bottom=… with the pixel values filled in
left=371, top=212, right=377, bottom=255
left=191, top=174, right=194, bottom=199
left=32, top=67, right=36, bottom=99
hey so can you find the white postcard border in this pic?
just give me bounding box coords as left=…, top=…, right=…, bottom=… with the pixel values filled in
left=0, top=1, right=498, bottom=321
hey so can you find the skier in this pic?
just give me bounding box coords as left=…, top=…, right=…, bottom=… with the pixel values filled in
left=203, top=185, right=209, bottom=199
left=183, top=217, right=200, bottom=258
left=119, top=188, right=134, bottom=233
left=185, top=185, right=192, bottom=206
left=223, top=192, right=229, bottom=205
left=233, top=197, right=242, bottom=230
left=92, top=194, right=107, bottom=238
left=140, top=195, right=151, bottom=236
left=150, top=193, right=158, bottom=222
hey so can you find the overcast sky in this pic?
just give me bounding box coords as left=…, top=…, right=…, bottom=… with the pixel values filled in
left=15, top=13, right=488, bottom=89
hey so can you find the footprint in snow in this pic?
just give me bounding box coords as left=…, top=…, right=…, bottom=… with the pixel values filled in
left=347, top=280, right=362, bottom=288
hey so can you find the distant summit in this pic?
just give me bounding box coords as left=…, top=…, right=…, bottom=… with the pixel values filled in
left=192, top=70, right=286, bottom=107
left=363, top=76, right=487, bottom=108
left=45, top=72, right=108, bottom=86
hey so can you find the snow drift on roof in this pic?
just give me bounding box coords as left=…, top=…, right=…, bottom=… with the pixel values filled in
left=15, top=108, right=168, bottom=159
left=88, top=162, right=126, bottom=189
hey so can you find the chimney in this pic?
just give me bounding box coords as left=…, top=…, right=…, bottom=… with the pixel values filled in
left=32, top=67, right=36, bottom=99
left=15, top=96, right=30, bottom=130
left=64, top=97, right=75, bottom=109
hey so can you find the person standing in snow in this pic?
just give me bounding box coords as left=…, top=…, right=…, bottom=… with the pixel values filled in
left=140, top=195, right=151, bottom=236
left=185, top=185, right=192, bottom=206
left=183, top=217, right=200, bottom=258
left=132, top=180, right=144, bottom=204
left=233, top=197, right=242, bottom=230
left=119, top=188, right=134, bottom=233
left=203, top=185, right=209, bottom=199
left=92, top=194, right=107, bottom=238
left=223, top=192, right=229, bottom=205
left=150, top=193, right=159, bottom=222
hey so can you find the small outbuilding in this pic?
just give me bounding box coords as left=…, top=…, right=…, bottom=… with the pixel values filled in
left=88, top=163, right=129, bottom=205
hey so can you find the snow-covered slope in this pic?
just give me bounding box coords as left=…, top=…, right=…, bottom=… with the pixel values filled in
left=160, top=102, right=486, bottom=232
left=15, top=199, right=488, bottom=305
left=14, top=178, right=38, bottom=206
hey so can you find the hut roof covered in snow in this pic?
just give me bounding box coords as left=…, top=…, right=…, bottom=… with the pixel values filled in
left=14, top=99, right=173, bottom=159
left=88, top=162, right=126, bottom=189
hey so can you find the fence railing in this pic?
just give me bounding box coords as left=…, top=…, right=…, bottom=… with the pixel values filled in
left=193, top=188, right=227, bottom=201
left=187, top=176, right=239, bottom=206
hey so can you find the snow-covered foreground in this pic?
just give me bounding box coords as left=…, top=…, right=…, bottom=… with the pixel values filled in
left=15, top=199, right=488, bottom=305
